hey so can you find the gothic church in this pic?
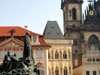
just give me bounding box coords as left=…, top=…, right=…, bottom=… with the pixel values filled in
left=61, top=0, right=100, bottom=67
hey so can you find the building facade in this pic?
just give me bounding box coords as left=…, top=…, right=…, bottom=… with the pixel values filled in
left=0, top=26, right=50, bottom=75
left=61, top=0, right=100, bottom=67
left=43, top=21, right=73, bottom=75
left=82, top=45, right=100, bottom=75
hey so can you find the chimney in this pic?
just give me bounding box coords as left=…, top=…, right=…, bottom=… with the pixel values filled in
left=24, top=25, right=28, bottom=30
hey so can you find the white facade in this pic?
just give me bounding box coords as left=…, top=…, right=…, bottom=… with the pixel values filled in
left=82, top=45, right=100, bottom=75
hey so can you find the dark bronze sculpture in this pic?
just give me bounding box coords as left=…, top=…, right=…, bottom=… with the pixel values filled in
left=0, top=32, right=39, bottom=75
left=24, top=32, right=33, bottom=59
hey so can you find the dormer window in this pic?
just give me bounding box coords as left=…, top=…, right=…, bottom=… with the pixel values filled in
left=33, top=37, right=37, bottom=42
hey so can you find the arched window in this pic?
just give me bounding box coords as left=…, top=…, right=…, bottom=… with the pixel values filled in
left=63, top=51, right=67, bottom=59
left=55, top=51, right=59, bottom=59
left=72, top=8, right=77, bottom=20
left=64, top=67, right=67, bottom=75
left=48, top=52, right=50, bottom=59
left=55, top=67, right=59, bottom=75
left=88, top=35, right=99, bottom=50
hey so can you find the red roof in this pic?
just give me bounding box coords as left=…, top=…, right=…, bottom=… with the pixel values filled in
left=0, top=26, right=40, bottom=37
left=0, top=26, right=50, bottom=47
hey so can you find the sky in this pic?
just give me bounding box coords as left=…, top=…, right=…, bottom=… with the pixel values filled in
left=0, top=0, right=88, bottom=35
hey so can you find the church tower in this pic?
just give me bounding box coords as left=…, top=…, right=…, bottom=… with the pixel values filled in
left=61, top=0, right=83, bottom=67
left=61, top=0, right=83, bottom=36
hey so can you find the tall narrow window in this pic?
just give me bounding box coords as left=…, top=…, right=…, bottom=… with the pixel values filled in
left=55, top=51, right=59, bottom=59
left=63, top=51, right=67, bottom=59
left=55, top=67, right=59, bottom=75
left=69, top=10, right=72, bottom=16
left=86, top=71, right=90, bottom=75
left=9, top=50, right=14, bottom=56
left=17, top=51, right=22, bottom=58
left=48, top=52, right=50, bottom=59
left=1, top=51, right=6, bottom=59
left=93, top=71, right=96, bottom=75
left=72, top=8, right=77, bottom=20
left=64, top=67, right=67, bottom=75
left=37, top=50, right=42, bottom=59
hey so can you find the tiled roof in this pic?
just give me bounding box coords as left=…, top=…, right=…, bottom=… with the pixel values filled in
left=0, top=26, right=50, bottom=47
left=0, top=26, right=40, bottom=37
left=43, top=21, right=65, bottom=39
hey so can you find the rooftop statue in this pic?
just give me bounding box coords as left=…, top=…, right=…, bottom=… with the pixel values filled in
left=0, top=32, right=39, bottom=75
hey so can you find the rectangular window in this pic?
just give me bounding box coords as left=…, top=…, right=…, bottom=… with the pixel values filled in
left=93, top=71, right=96, bottom=75
left=17, top=51, right=22, bottom=58
left=86, top=71, right=90, bottom=75
left=1, top=51, right=6, bottom=59
left=37, top=50, right=42, bottom=59
left=9, top=50, right=14, bottom=56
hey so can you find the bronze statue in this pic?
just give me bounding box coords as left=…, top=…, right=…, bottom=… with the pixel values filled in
left=24, top=32, right=33, bottom=59
left=0, top=32, right=39, bottom=75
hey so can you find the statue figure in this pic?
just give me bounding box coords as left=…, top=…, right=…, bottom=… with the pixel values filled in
left=23, top=32, right=33, bottom=59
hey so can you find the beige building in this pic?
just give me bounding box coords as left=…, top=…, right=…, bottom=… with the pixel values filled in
left=43, top=21, right=73, bottom=75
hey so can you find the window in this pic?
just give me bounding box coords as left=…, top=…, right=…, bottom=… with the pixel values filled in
left=86, top=71, right=90, bottom=75
left=88, top=35, right=99, bottom=50
left=69, top=10, right=72, bottom=16
left=93, top=71, right=96, bottom=75
left=75, top=50, right=78, bottom=54
left=64, top=67, right=67, bottom=75
left=63, top=51, right=67, bottom=59
left=48, top=53, right=50, bottom=59
left=33, top=37, right=37, bottom=42
left=37, top=50, right=42, bottom=59
left=72, top=8, right=77, bottom=20
left=93, top=59, right=95, bottom=62
left=55, top=51, right=59, bottom=59
left=96, top=59, right=100, bottom=62
left=9, top=51, right=14, bottom=56
left=55, top=67, right=59, bottom=75
left=1, top=51, right=6, bottom=59
left=17, top=51, right=22, bottom=58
